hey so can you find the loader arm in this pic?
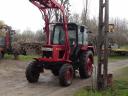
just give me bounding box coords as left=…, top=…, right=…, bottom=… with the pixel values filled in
left=29, top=0, right=70, bottom=60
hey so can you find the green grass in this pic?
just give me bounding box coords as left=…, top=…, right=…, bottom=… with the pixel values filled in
left=121, top=45, right=128, bottom=50
left=74, top=67, right=128, bottom=96
left=74, top=88, right=114, bottom=96
left=4, top=54, right=128, bottom=62
left=74, top=82, right=128, bottom=96
left=114, top=67, right=128, bottom=81
left=74, top=88, right=102, bottom=96
left=19, top=55, right=39, bottom=61
left=74, top=83, right=125, bottom=96
left=108, top=55, right=128, bottom=62
left=94, top=55, right=128, bottom=63
left=4, top=54, right=40, bottom=61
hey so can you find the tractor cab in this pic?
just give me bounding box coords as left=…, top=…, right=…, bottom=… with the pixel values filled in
left=41, top=23, right=89, bottom=63
left=51, top=23, right=88, bottom=46
left=51, top=23, right=89, bottom=57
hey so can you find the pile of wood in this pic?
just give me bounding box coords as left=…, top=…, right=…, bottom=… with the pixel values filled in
left=19, top=42, right=43, bottom=55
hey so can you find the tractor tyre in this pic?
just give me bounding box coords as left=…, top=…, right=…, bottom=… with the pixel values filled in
left=59, top=64, right=74, bottom=86
left=51, top=69, right=59, bottom=76
left=0, top=51, right=4, bottom=60
left=25, top=61, right=40, bottom=83
left=2, top=52, right=4, bottom=58
left=79, top=51, right=93, bottom=79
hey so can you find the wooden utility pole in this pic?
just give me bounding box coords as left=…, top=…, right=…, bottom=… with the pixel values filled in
left=97, top=0, right=109, bottom=90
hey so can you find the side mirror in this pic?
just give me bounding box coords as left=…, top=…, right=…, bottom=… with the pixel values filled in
left=80, top=26, right=85, bottom=33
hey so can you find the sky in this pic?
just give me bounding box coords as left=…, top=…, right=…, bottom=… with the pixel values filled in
left=0, top=0, right=128, bottom=32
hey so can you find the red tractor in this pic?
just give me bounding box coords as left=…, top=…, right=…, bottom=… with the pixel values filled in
left=26, top=0, right=94, bottom=86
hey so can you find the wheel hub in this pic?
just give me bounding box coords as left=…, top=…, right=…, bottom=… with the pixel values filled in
left=65, top=68, right=73, bottom=83
left=86, top=57, right=93, bottom=76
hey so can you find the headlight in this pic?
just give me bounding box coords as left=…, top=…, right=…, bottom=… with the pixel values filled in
left=41, top=47, right=53, bottom=51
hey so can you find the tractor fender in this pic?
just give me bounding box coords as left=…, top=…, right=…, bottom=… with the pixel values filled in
left=33, top=58, right=40, bottom=61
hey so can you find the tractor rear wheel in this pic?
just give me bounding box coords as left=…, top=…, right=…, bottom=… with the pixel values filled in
left=59, top=64, right=74, bottom=86
left=79, top=51, right=93, bottom=78
left=25, top=61, right=40, bottom=83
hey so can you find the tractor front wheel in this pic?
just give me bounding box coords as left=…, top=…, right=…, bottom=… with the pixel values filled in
left=59, top=64, right=74, bottom=86
left=79, top=51, right=93, bottom=78
left=0, top=51, right=4, bottom=60
left=25, top=61, right=40, bottom=83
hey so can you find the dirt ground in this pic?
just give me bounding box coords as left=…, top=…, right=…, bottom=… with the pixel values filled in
left=0, top=59, right=128, bottom=96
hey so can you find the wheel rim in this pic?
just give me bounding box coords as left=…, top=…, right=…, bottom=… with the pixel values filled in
left=64, top=68, right=73, bottom=84
left=86, top=57, right=93, bottom=76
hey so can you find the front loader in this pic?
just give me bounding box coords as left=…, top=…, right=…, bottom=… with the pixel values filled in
left=26, top=0, right=94, bottom=86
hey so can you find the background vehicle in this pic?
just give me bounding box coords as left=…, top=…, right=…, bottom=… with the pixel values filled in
left=0, top=25, right=16, bottom=59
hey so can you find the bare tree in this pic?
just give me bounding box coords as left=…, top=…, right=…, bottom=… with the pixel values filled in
left=69, top=13, right=80, bottom=23
left=54, top=0, right=70, bottom=22
left=109, top=18, right=128, bottom=46
left=20, top=29, right=35, bottom=43
left=35, top=29, right=45, bottom=42
left=39, top=0, right=71, bottom=22
left=81, top=0, right=89, bottom=25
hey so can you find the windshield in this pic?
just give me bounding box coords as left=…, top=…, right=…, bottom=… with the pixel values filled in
left=52, top=24, right=76, bottom=45
left=53, top=25, right=65, bottom=44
